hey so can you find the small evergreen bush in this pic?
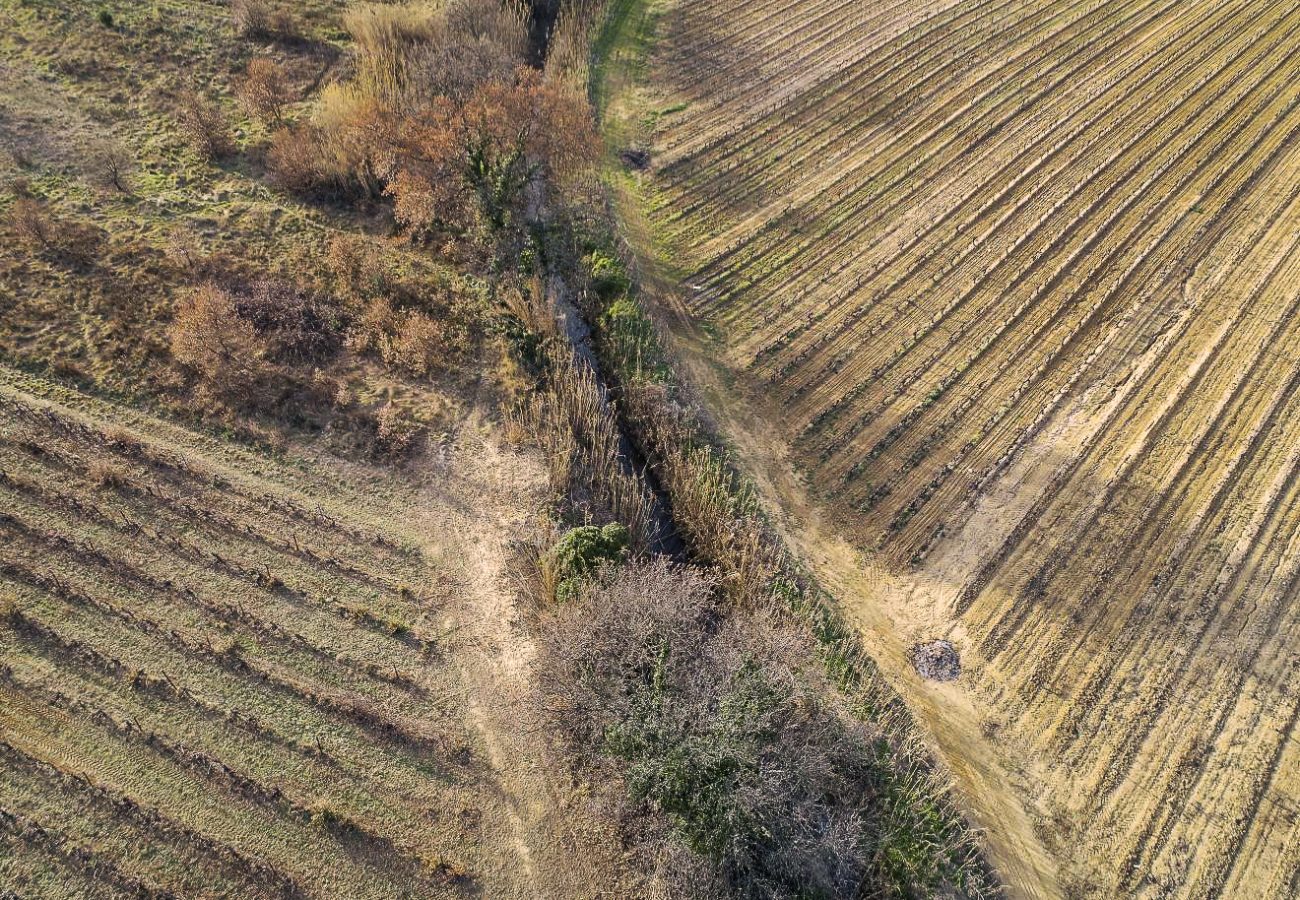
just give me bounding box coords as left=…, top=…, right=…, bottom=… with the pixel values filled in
left=546, top=523, right=630, bottom=602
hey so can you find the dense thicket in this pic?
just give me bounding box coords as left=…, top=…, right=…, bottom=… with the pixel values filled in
left=536, top=560, right=921, bottom=898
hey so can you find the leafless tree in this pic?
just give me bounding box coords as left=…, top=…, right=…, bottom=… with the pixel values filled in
left=90, top=140, right=133, bottom=193
left=238, top=57, right=291, bottom=126
left=176, top=91, right=234, bottom=162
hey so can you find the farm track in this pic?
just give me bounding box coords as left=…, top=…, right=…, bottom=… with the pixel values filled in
left=635, top=0, right=1300, bottom=894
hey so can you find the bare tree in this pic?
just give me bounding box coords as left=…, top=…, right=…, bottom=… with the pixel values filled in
left=90, top=140, right=133, bottom=193
left=176, top=91, right=234, bottom=162
left=238, top=58, right=291, bottom=126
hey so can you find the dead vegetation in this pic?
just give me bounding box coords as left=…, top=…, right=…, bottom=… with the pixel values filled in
left=264, top=0, right=594, bottom=237
left=169, top=282, right=269, bottom=399
left=7, top=197, right=103, bottom=265
left=534, top=558, right=970, bottom=898
left=231, top=0, right=301, bottom=43
left=176, top=90, right=235, bottom=162
left=238, top=58, right=292, bottom=126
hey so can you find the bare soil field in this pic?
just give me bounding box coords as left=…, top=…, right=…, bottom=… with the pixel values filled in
left=608, top=0, right=1300, bottom=894
left=0, top=364, right=626, bottom=898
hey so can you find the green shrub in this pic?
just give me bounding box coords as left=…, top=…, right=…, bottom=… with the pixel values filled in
left=546, top=522, right=629, bottom=602
left=97, top=8, right=114, bottom=27
left=605, top=659, right=781, bottom=864
left=600, top=295, right=668, bottom=382
left=586, top=250, right=631, bottom=301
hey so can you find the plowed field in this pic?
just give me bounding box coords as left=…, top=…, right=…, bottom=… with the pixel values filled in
left=628, top=0, right=1300, bottom=894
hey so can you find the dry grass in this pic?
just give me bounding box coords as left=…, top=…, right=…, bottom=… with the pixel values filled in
left=344, top=2, right=440, bottom=101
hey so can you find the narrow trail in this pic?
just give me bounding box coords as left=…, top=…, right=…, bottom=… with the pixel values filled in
left=404, top=408, right=636, bottom=899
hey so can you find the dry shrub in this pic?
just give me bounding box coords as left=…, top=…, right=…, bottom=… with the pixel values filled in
left=327, top=237, right=482, bottom=362
left=535, top=559, right=912, bottom=899
left=232, top=0, right=298, bottom=41
left=169, top=277, right=343, bottom=419
left=325, top=234, right=389, bottom=300
left=100, top=425, right=147, bottom=459
left=164, top=227, right=235, bottom=281
left=373, top=401, right=422, bottom=458
left=271, top=9, right=301, bottom=40
left=345, top=296, right=398, bottom=355
left=269, top=86, right=391, bottom=199
left=387, top=68, right=598, bottom=233
left=238, top=57, right=291, bottom=126
left=177, top=91, right=234, bottom=162
left=408, top=34, right=519, bottom=102
left=270, top=0, right=542, bottom=218
left=8, top=198, right=103, bottom=264
left=169, top=282, right=267, bottom=394
left=231, top=279, right=342, bottom=363
left=10, top=197, right=58, bottom=250
left=163, top=227, right=200, bottom=270
left=325, top=233, right=369, bottom=294
left=232, top=0, right=270, bottom=35
left=53, top=48, right=102, bottom=80
left=312, top=83, right=393, bottom=197
left=408, top=0, right=527, bottom=101
left=344, top=300, right=450, bottom=376
left=385, top=310, right=446, bottom=377
left=342, top=0, right=525, bottom=106
left=266, top=124, right=324, bottom=193
left=88, top=459, right=130, bottom=490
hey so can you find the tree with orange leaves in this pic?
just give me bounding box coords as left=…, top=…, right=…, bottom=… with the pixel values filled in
left=387, top=67, right=597, bottom=235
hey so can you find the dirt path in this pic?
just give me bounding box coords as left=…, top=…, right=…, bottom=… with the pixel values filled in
left=683, top=328, right=1060, bottom=900
left=411, top=411, right=637, bottom=900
